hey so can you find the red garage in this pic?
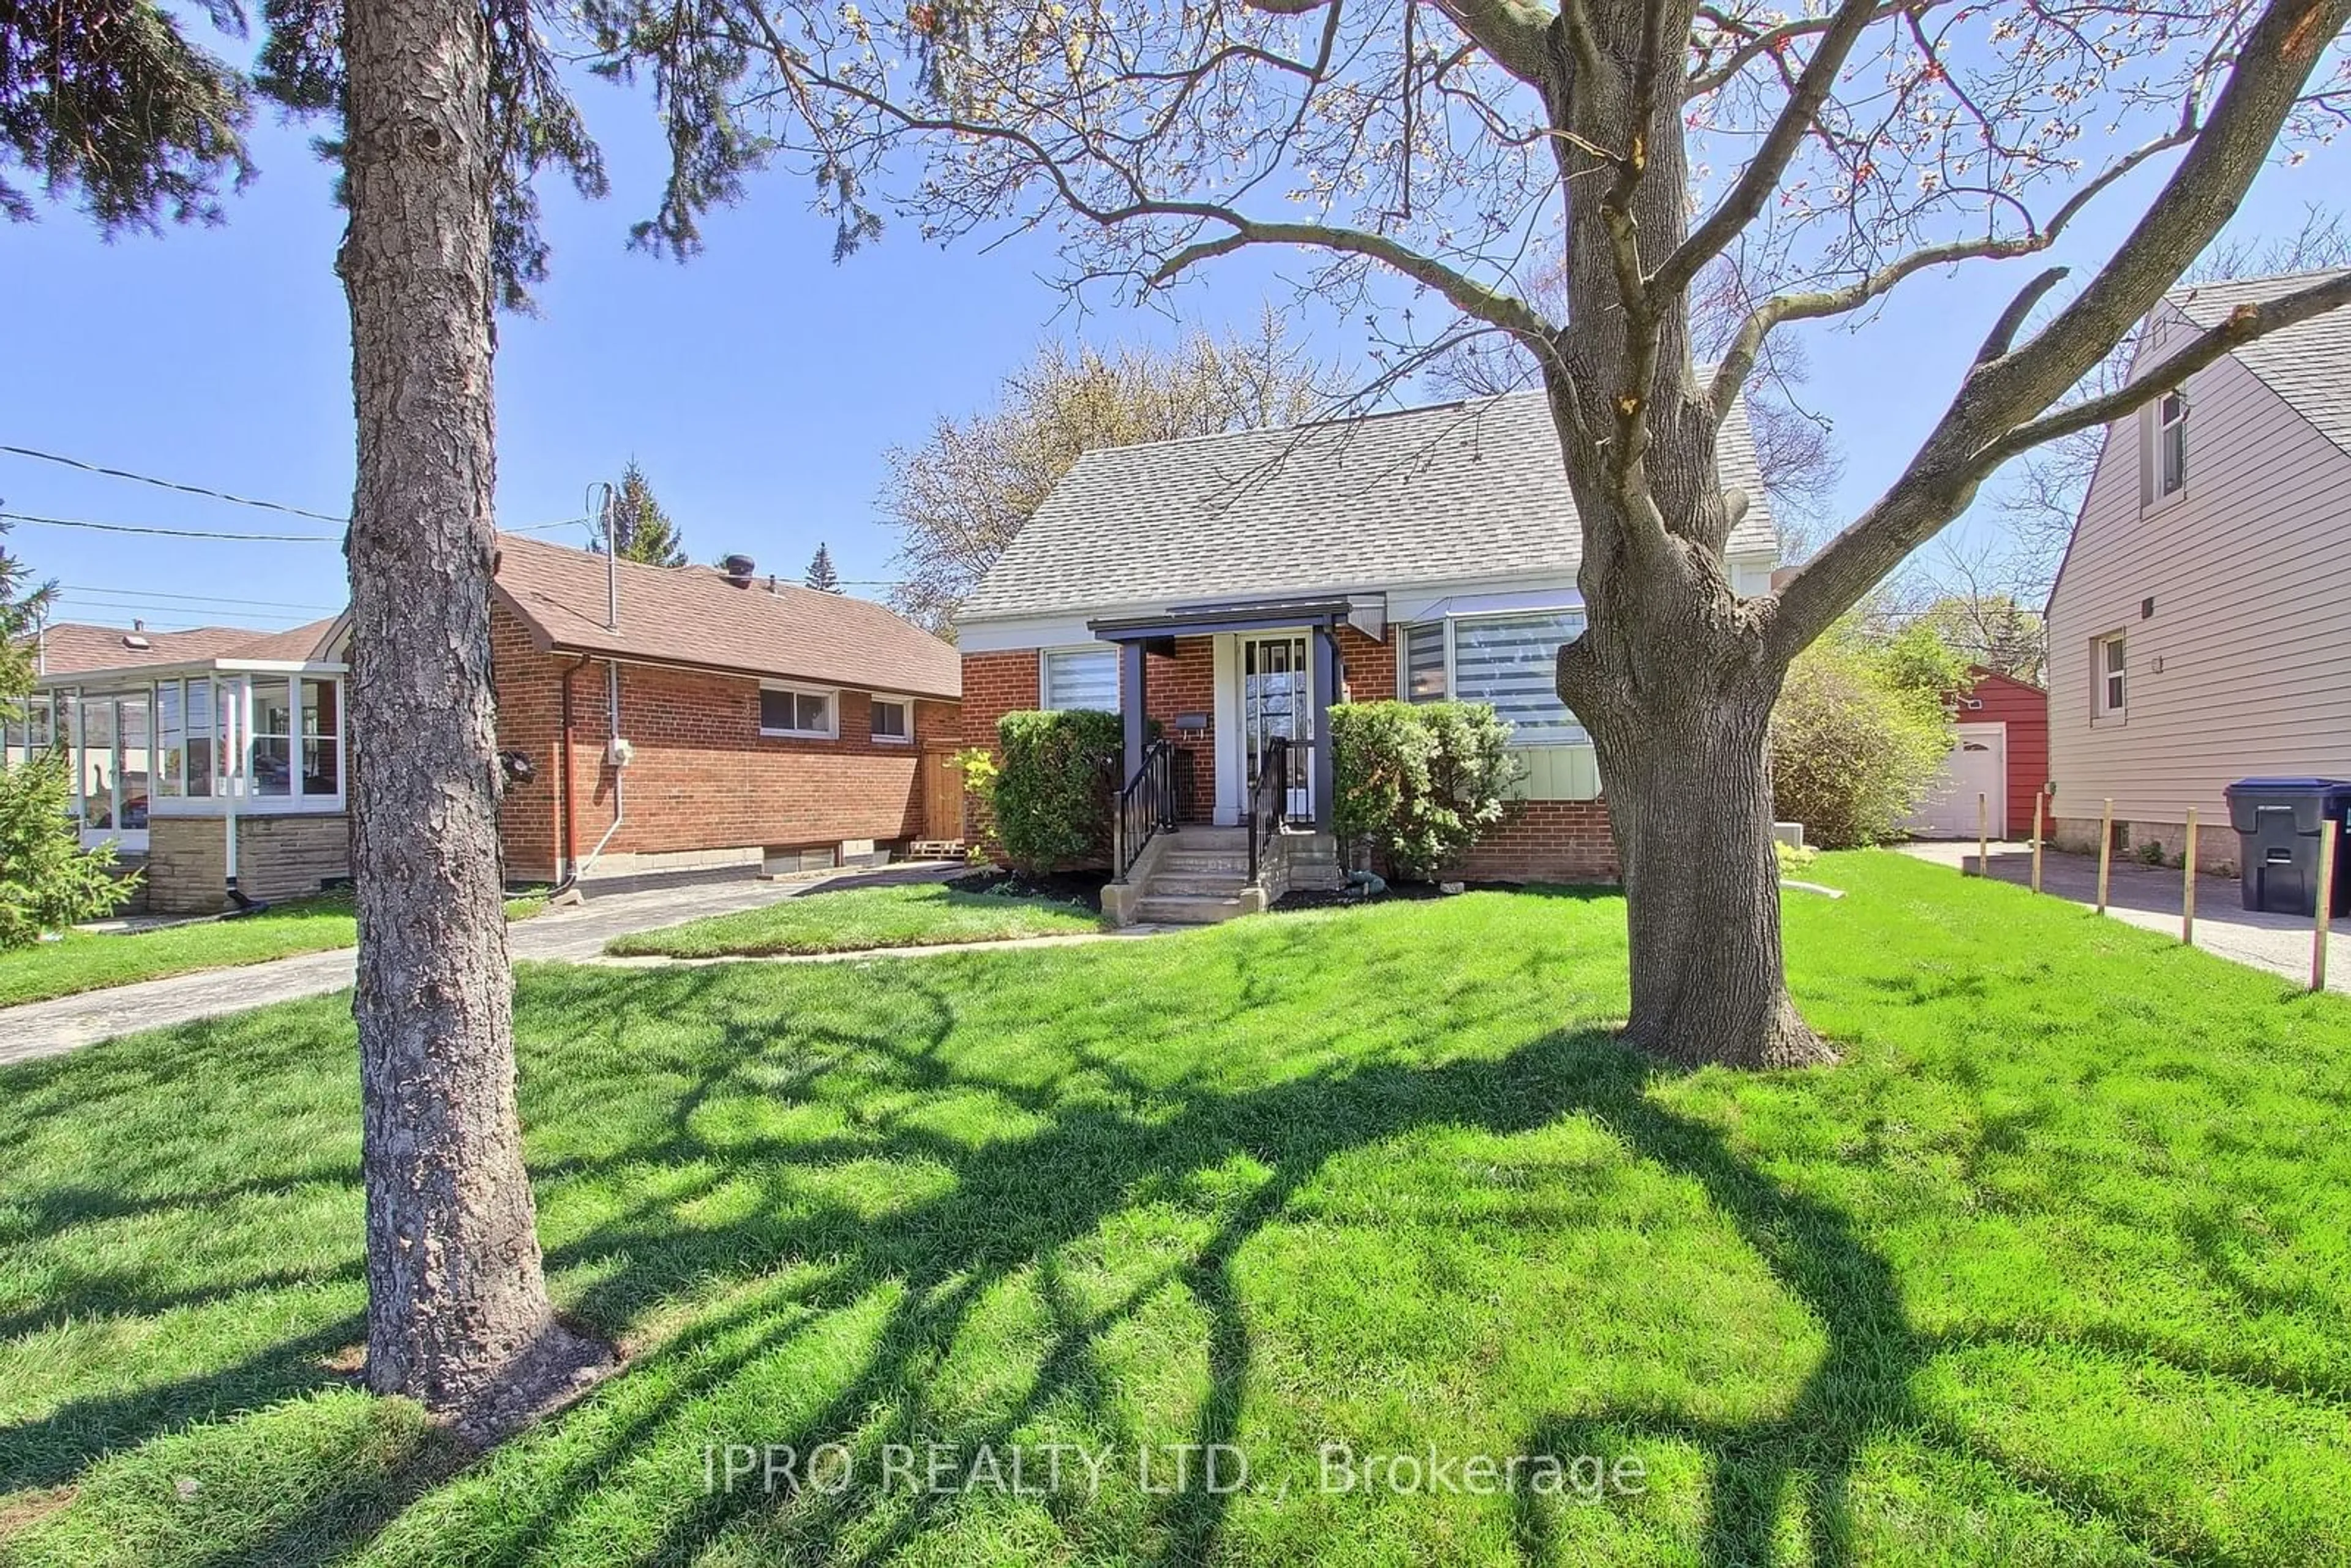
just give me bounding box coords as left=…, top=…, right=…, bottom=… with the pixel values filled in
left=1907, top=666, right=2050, bottom=839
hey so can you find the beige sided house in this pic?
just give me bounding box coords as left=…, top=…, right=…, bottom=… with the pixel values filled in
left=2046, top=271, right=2351, bottom=870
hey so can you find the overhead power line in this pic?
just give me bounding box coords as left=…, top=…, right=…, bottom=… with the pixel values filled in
left=1, top=444, right=348, bottom=523
left=55, top=596, right=320, bottom=626
left=2, top=510, right=340, bottom=543
left=6, top=509, right=594, bottom=545
left=58, top=584, right=343, bottom=612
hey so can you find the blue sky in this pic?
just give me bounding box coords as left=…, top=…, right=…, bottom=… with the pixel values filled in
left=3, top=77, right=2345, bottom=637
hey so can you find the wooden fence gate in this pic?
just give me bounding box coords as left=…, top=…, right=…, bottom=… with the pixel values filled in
left=918, top=741, right=965, bottom=846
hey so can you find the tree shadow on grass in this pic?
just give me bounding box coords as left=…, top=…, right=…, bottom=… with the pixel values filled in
left=2, top=949, right=1909, bottom=1565
left=2, top=936, right=2194, bottom=1567
left=1499, top=1057, right=2218, bottom=1568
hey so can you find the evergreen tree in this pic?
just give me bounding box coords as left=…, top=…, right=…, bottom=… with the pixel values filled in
left=601, top=459, right=686, bottom=566
left=0, top=520, right=46, bottom=695
left=0, top=520, right=130, bottom=948
left=804, top=542, right=842, bottom=593
left=0, top=0, right=252, bottom=231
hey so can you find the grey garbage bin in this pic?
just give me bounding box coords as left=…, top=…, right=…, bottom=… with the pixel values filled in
left=2224, top=778, right=2351, bottom=917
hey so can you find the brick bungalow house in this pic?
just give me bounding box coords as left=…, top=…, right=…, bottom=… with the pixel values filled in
left=956, top=390, right=1780, bottom=919
left=489, top=534, right=962, bottom=887
left=14, top=535, right=961, bottom=911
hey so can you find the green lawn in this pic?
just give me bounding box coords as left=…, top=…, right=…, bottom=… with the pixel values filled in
left=0, top=893, right=552, bottom=1009
left=604, top=881, right=1108, bottom=958
left=4, top=853, right=2349, bottom=1564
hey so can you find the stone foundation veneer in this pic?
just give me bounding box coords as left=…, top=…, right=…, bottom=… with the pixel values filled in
left=145, top=813, right=352, bottom=913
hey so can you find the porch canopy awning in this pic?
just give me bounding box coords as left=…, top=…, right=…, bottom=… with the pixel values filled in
left=1085, top=593, right=1387, bottom=653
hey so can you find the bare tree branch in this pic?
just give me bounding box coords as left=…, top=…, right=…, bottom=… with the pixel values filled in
left=1654, top=0, right=1886, bottom=301
left=1768, top=0, right=2351, bottom=663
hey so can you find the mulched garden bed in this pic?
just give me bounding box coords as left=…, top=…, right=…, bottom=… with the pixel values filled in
left=1272, top=878, right=1523, bottom=912
left=947, top=868, right=1112, bottom=913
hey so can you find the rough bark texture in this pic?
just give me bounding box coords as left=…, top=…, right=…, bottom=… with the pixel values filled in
left=1580, top=679, right=1831, bottom=1067
left=342, top=0, right=608, bottom=1438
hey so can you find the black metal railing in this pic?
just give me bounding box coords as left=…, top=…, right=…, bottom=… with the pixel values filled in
left=1112, top=738, right=1177, bottom=883
left=1247, top=735, right=1296, bottom=887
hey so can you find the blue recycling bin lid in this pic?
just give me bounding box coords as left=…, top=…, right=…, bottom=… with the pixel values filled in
left=2227, top=778, right=2351, bottom=792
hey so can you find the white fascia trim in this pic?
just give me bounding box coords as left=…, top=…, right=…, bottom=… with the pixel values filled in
left=955, top=617, right=1108, bottom=653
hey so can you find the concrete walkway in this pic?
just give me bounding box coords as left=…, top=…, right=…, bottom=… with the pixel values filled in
left=1897, top=839, right=2351, bottom=994
left=0, top=862, right=969, bottom=1068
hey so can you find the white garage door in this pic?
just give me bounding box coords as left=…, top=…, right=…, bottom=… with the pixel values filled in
left=1905, top=722, right=2006, bottom=839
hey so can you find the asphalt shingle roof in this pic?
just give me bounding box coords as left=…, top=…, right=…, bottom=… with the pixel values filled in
left=959, top=389, right=1780, bottom=622
left=34, top=618, right=343, bottom=678
left=2166, top=269, right=2351, bottom=457
left=493, top=534, right=959, bottom=700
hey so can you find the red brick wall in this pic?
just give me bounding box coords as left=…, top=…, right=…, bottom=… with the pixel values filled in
left=1445, top=800, right=1619, bottom=883
left=491, top=603, right=565, bottom=881
left=962, top=649, right=1041, bottom=748
left=1337, top=625, right=1396, bottom=705
left=492, top=600, right=958, bottom=880
left=1144, top=637, right=1215, bottom=820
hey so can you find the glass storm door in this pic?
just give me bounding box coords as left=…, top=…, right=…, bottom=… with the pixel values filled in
left=1242, top=635, right=1311, bottom=819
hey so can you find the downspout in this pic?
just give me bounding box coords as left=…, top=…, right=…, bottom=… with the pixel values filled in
left=571, top=659, right=627, bottom=885
left=549, top=651, right=594, bottom=901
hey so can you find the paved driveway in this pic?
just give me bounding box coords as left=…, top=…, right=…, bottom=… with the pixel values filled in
left=1897, top=839, right=2351, bottom=994
left=0, top=863, right=965, bottom=1068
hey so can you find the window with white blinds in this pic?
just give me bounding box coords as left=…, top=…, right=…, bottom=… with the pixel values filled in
left=1403, top=623, right=1446, bottom=702
left=1041, top=647, right=1119, bottom=711
left=1450, top=610, right=1588, bottom=743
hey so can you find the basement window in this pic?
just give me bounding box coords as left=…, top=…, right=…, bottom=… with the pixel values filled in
left=760, top=685, right=837, bottom=738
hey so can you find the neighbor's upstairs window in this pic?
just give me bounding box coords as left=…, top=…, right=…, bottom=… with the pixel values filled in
left=1041, top=647, right=1118, bottom=711
left=1450, top=610, right=1589, bottom=743
left=760, top=686, right=836, bottom=738
left=870, top=696, right=912, bottom=742
left=2158, top=388, right=2188, bottom=497
left=2096, top=633, right=2127, bottom=718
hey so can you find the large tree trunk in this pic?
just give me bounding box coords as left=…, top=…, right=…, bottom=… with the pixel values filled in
left=342, top=0, right=606, bottom=1438
left=1581, top=687, right=1832, bottom=1069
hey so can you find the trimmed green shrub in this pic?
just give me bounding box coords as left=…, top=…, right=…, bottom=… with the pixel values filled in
left=1329, top=700, right=1518, bottom=880
left=1770, top=622, right=1959, bottom=850
left=991, top=710, right=1125, bottom=872
left=0, top=750, right=136, bottom=948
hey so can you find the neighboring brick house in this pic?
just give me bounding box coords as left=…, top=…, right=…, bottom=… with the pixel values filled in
left=957, top=390, right=1780, bottom=915
left=12, top=536, right=961, bottom=912
left=17, top=618, right=353, bottom=913
left=488, top=535, right=962, bottom=887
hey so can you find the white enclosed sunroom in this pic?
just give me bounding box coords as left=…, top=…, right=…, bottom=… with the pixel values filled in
left=20, top=619, right=353, bottom=913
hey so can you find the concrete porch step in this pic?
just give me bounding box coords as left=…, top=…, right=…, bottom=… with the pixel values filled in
left=1146, top=872, right=1250, bottom=898
left=1160, top=850, right=1251, bottom=874
left=1166, top=828, right=1249, bottom=850
left=1135, top=893, right=1251, bottom=925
